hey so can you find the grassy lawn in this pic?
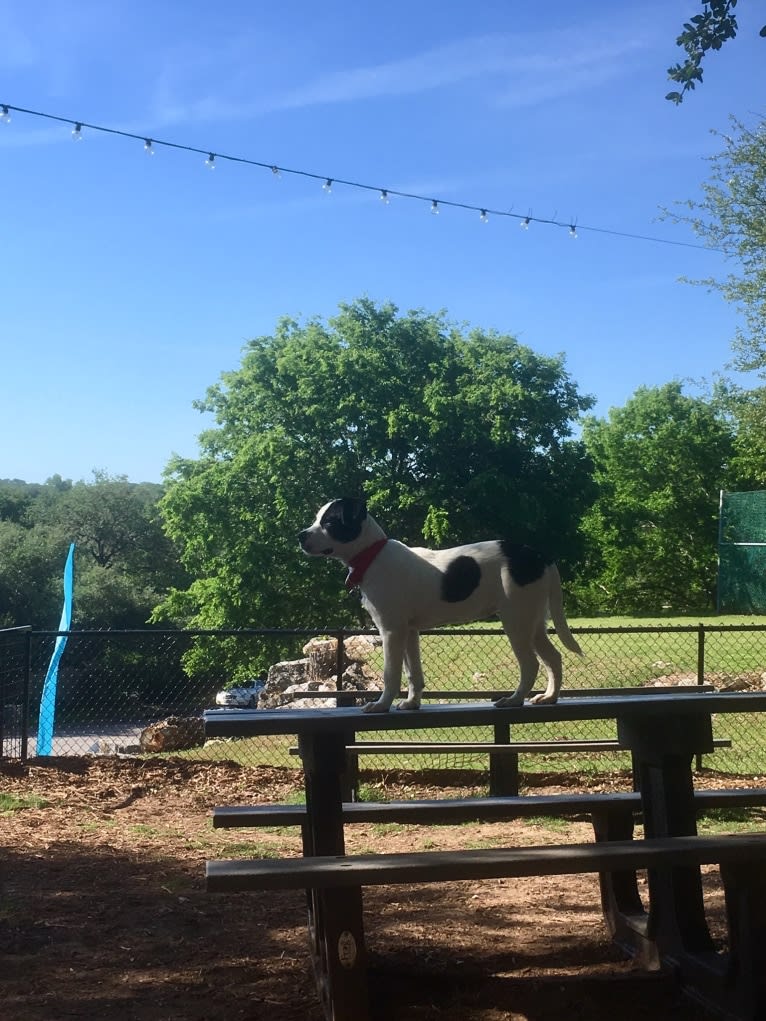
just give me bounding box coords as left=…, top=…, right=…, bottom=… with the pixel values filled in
left=399, top=614, right=766, bottom=693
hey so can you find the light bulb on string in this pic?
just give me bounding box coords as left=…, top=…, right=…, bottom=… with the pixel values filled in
left=72, top=122, right=83, bottom=141
left=204, top=152, right=216, bottom=170
left=431, top=200, right=439, bottom=215
left=520, top=216, right=531, bottom=230
left=569, top=223, right=578, bottom=239
left=322, top=178, right=333, bottom=194
left=379, top=189, right=390, bottom=204
left=271, top=165, right=281, bottom=178
left=144, top=138, right=155, bottom=156
left=479, top=209, right=489, bottom=224
left=1, top=105, right=10, bottom=124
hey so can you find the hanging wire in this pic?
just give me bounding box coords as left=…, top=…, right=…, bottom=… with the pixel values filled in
left=0, top=102, right=721, bottom=252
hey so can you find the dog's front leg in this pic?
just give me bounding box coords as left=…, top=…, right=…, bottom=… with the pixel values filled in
left=362, top=628, right=405, bottom=714
left=397, top=628, right=424, bottom=710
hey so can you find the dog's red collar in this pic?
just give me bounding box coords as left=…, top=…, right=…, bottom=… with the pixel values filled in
left=345, top=538, right=388, bottom=591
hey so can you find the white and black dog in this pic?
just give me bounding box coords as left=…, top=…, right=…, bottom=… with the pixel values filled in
left=299, top=498, right=582, bottom=714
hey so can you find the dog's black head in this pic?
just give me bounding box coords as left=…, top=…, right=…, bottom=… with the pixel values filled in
left=320, top=498, right=368, bottom=542
left=298, top=498, right=368, bottom=556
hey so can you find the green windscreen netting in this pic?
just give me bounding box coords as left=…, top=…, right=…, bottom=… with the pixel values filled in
left=718, top=490, right=766, bottom=613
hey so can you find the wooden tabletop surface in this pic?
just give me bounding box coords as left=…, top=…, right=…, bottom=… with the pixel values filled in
left=203, top=690, right=766, bottom=737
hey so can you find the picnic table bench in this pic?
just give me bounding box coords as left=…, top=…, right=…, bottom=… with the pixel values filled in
left=204, top=691, right=766, bottom=1021
left=211, top=785, right=766, bottom=831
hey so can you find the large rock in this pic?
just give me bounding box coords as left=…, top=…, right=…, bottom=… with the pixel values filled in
left=343, top=634, right=382, bottom=661
left=302, top=635, right=382, bottom=684
left=260, top=638, right=384, bottom=709
left=303, top=639, right=339, bottom=683
left=259, top=658, right=310, bottom=708
left=342, top=659, right=382, bottom=691
left=139, top=716, right=204, bottom=753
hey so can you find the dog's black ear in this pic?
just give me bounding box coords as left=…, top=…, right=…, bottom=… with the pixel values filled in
left=339, top=497, right=367, bottom=526
left=321, top=497, right=368, bottom=543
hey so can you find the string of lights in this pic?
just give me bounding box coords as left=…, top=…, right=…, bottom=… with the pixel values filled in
left=1, top=102, right=718, bottom=252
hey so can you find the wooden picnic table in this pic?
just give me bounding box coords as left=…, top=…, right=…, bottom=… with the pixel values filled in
left=204, top=691, right=766, bottom=1020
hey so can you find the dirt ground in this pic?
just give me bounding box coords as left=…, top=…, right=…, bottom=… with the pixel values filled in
left=0, top=757, right=753, bottom=1021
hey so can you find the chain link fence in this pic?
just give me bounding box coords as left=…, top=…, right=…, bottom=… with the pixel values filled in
left=0, top=626, right=30, bottom=760
left=1, top=623, right=765, bottom=778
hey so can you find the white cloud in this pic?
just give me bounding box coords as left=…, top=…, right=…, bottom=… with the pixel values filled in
left=145, top=18, right=658, bottom=128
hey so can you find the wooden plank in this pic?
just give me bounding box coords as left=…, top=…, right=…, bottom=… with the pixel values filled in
left=213, top=804, right=308, bottom=827
left=212, top=792, right=637, bottom=828
left=212, top=785, right=766, bottom=829
left=288, top=738, right=731, bottom=755
left=206, top=832, right=766, bottom=892
left=348, top=740, right=624, bottom=753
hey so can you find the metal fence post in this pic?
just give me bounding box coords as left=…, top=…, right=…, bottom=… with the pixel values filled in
left=696, top=623, right=705, bottom=771
left=20, top=628, right=31, bottom=763
left=697, top=623, right=705, bottom=687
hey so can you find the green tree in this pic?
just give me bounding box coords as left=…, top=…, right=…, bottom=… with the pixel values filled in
left=576, top=383, right=735, bottom=614
left=0, top=473, right=185, bottom=629
left=666, top=1, right=766, bottom=104
left=156, top=298, right=595, bottom=663
left=51, top=472, right=187, bottom=628
left=0, top=479, right=45, bottom=524
left=0, top=520, right=63, bottom=627
left=663, top=119, right=766, bottom=485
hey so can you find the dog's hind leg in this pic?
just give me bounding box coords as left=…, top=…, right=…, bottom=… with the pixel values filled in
left=397, top=628, right=424, bottom=711
left=528, top=625, right=562, bottom=704
left=362, top=628, right=405, bottom=714
left=493, top=627, right=540, bottom=709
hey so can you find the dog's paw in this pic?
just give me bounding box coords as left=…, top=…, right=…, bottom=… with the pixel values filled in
left=493, top=694, right=524, bottom=708
left=529, top=692, right=559, bottom=705
left=396, top=698, right=421, bottom=711
left=361, top=699, right=391, bottom=714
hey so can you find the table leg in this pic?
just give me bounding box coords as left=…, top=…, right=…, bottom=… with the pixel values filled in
left=618, top=714, right=715, bottom=958
left=490, top=721, right=519, bottom=796
left=720, top=860, right=766, bottom=1019
left=637, top=757, right=713, bottom=954
left=591, top=803, right=659, bottom=968
left=299, top=731, right=370, bottom=1021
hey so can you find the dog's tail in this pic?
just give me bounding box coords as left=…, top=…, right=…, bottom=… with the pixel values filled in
left=547, top=564, right=583, bottom=656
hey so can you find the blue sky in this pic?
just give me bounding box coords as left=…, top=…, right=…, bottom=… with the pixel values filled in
left=2, top=0, right=764, bottom=484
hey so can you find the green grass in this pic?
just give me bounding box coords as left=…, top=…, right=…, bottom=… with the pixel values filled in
left=0, top=793, right=47, bottom=813
left=698, top=807, right=766, bottom=835
left=404, top=614, right=766, bottom=693
left=522, top=815, right=571, bottom=832
left=370, top=822, right=404, bottom=838
left=217, top=840, right=282, bottom=858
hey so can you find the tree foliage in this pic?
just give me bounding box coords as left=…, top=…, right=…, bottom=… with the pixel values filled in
left=0, top=473, right=184, bottom=628
left=663, top=119, right=766, bottom=487
left=666, top=0, right=766, bottom=104
left=575, top=383, right=735, bottom=613
left=156, top=298, right=596, bottom=652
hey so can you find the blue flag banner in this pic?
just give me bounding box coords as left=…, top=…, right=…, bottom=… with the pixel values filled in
left=36, top=543, right=75, bottom=756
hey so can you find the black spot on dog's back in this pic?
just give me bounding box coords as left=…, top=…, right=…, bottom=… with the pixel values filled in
left=441, top=555, right=481, bottom=603
left=500, top=541, right=548, bottom=587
